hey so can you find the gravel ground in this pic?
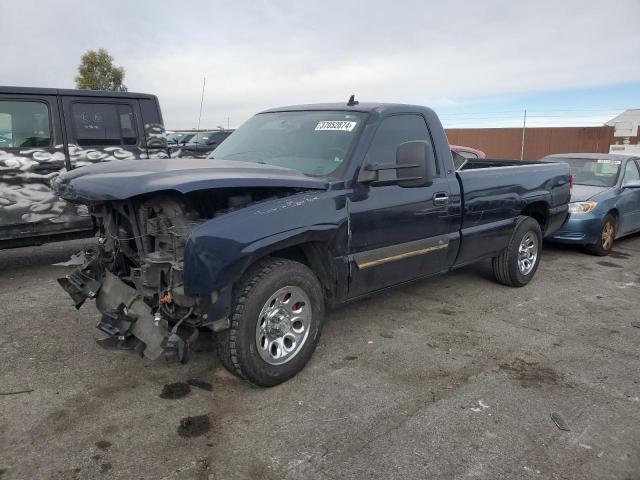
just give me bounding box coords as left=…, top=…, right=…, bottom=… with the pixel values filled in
left=1, top=236, right=639, bottom=480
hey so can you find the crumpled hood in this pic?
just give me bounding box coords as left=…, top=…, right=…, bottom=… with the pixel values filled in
left=53, top=158, right=329, bottom=203
left=570, top=184, right=613, bottom=202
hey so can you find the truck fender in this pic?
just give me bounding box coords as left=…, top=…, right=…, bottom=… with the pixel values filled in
left=183, top=190, right=349, bottom=318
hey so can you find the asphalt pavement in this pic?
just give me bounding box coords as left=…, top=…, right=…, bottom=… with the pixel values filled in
left=1, top=236, right=639, bottom=480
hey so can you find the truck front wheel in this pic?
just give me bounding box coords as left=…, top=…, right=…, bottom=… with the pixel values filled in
left=492, top=216, right=542, bottom=287
left=217, top=257, right=325, bottom=387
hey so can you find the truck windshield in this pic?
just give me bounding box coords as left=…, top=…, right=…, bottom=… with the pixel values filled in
left=549, top=157, right=621, bottom=187
left=209, top=111, right=367, bottom=176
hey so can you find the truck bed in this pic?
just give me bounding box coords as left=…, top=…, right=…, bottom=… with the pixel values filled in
left=459, top=158, right=545, bottom=170
left=453, top=161, right=571, bottom=266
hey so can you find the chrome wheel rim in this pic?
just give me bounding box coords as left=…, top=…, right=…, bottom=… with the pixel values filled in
left=255, top=286, right=311, bottom=366
left=601, top=221, right=614, bottom=250
left=518, top=232, right=538, bottom=275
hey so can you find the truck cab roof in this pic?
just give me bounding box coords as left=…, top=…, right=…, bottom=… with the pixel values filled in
left=261, top=102, right=437, bottom=116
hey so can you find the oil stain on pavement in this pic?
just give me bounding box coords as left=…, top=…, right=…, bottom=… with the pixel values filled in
left=177, top=415, right=211, bottom=438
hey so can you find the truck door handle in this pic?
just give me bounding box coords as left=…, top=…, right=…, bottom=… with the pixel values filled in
left=433, top=192, right=449, bottom=206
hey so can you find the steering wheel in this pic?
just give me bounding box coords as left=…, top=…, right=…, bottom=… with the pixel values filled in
left=327, top=146, right=348, bottom=162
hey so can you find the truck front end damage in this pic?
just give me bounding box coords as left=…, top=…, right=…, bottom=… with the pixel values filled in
left=58, top=189, right=279, bottom=362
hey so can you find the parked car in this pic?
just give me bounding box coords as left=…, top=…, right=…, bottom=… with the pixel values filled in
left=542, top=153, right=640, bottom=255
left=54, top=101, right=570, bottom=386
left=165, top=131, right=179, bottom=145
left=0, top=86, right=167, bottom=249
left=176, top=130, right=233, bottom=158
left=166, top=131, right=196, bottom=147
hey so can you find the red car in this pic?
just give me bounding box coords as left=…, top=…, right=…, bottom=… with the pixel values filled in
left=451, top=145, right=486, bottom=170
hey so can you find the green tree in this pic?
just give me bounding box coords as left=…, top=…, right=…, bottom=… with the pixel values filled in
left=75, top=49, right=127, bottom=91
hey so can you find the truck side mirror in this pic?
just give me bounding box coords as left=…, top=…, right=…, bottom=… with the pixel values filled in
left=358, top=140, right=437, bottom=187
left=396, top=141, right=436, bottom=188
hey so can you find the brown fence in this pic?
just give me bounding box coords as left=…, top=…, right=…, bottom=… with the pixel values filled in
left=445, top=126, right=615, bottom=161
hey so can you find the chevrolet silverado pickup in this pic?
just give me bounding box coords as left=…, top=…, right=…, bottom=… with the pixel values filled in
left=54, top=100, right=571, bottom=386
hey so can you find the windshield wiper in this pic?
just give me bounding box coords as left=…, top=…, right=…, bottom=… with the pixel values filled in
left=210, top=154, right=266, bottom=165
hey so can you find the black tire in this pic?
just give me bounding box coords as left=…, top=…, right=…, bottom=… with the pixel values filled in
left=492, top=216, right=543, bottom=287
left=585, top=213, right=616, bottom=256
left=216, top=257, right=325, bottom=387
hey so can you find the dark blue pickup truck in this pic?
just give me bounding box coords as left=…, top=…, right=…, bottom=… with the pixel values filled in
left=54, top=101, right=571, bottom=386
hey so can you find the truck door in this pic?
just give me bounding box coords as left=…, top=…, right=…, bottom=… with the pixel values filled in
left=347, top=114, right=454, bottom=298
left=60, top=96, right=146, bottom=170
left=0, top=93, right=80, bottom=244
left=619, top=159, right=640, bottom=234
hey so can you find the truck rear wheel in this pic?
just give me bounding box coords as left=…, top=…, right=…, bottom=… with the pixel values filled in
left=217, top=257, right=325, bottom=387
left=492, top=216, right=542, bottom=287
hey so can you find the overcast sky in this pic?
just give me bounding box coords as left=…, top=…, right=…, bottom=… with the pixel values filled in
left=2, top=0, right=639, bottom=129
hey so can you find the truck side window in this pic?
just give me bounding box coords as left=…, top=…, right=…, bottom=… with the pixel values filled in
left=72, top=103, right=138, bottom=147
left=452, top=151, right=467, bottom=170
left=0, top=100, right=51, bottom=148
left=365, top=114, right=436, bottom=181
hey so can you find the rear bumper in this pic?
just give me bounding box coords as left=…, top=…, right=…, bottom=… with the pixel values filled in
left=546, top=204, right=570, bottom=237
left=547, top=213, right=602, bottom=245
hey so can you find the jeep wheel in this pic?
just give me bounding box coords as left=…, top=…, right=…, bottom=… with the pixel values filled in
left=217, top=258, right=325, bottom=387
left=492, top=216, right=542, bottom=287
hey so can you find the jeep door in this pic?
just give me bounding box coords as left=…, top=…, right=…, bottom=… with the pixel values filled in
left=60, top=96, right=146, bottom=169
left=0, top=93, right=83, bottom=244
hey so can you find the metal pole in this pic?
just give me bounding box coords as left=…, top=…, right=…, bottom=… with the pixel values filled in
left=520, top=109, right=527, bottom=160
left=196, top=76, right=206, bottom=131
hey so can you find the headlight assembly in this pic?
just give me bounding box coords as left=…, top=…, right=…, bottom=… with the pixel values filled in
left=568, top=201, right=598, bottom=214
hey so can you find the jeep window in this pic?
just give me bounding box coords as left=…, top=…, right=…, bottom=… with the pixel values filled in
left=119, top=107, right=137, bottom=145
left=209, top=111, right=366, bottom=176
left=0, top=100, right=51, bottom=148
left=72, top=103, right=138, bottom=147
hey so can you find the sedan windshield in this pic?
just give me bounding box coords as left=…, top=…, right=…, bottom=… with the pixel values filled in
left=209, top=111, right=367, bottom=176
left=549, top=157, right=621, bottom=187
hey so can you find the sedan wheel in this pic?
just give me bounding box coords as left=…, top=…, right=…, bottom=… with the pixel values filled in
left=601, top=220, right=614, bottom=251
left=585, top=213, right=616, bottom=256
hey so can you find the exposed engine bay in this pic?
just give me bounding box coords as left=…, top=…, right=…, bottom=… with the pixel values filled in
left=58, top=187, right=298, bottom=362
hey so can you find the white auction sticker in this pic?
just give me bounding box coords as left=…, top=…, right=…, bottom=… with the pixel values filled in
left=315, top=121, right=357, bottom=132
left=597, top=159, right=621, bottom=164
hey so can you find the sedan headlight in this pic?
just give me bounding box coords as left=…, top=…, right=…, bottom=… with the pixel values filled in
left=568, top=201, right=598, bottom=213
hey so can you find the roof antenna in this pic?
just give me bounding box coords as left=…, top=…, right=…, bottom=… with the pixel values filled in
left=347, top=94, right=359, bottom=106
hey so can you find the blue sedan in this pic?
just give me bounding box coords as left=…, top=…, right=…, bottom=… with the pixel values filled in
left=542, top=153, right=640, bottom=255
